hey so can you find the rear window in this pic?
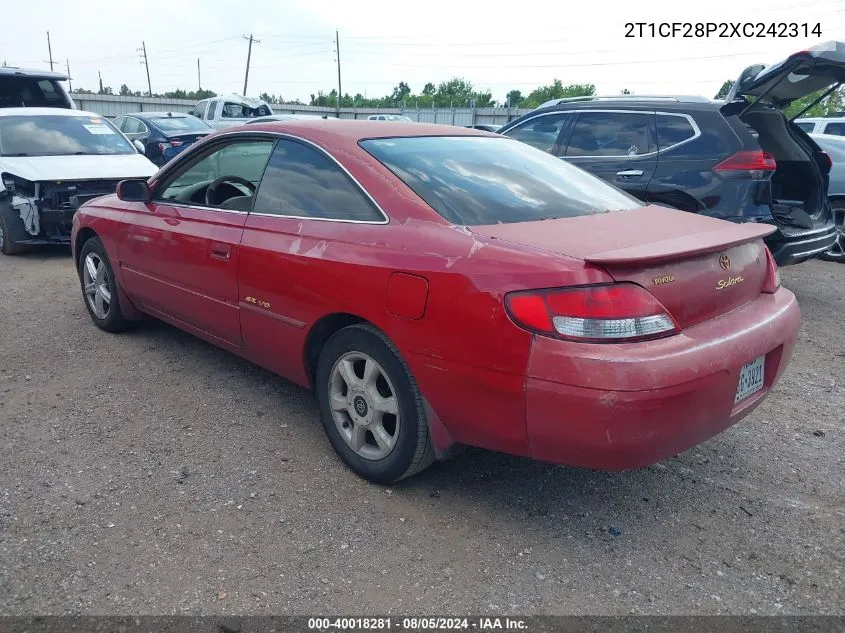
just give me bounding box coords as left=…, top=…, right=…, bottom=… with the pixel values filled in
left=150, top=116, right=212, bottom=133
left=360, top=136, right=642, bottom=226
left=822, top=122, right=845, bottom=136
left=0, top=77, right=70, bottom=109
left=656, top=114, right=697, bottom=149
left=794, top=121, right=816, bottom=133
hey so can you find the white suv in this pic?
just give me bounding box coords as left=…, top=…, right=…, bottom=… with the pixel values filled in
left=793, top=117, right=845, bottom=136
left=0, top=67, right=75, bottom=109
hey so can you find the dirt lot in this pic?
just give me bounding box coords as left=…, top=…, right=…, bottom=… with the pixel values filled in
left=0, top=250, right=842, bottom=616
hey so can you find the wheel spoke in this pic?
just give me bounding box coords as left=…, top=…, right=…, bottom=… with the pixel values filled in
left=337, top=358, right=359, bottom=389
left=362, top=358, right=379, bottom=388
left=349, top=424, right=367, bottom=451
left=95, top=291, right=106, bottom=317
left=330, top=392, right=347, bottom=412
left=371, top=422, right=395, bottom=452
left=372, top=394, right=398, bottom=416
left=98, top=284, right=112, bottom=303
left=85, top=256, right=98, bottom=282
left=84, top=281, right=96, bottom=296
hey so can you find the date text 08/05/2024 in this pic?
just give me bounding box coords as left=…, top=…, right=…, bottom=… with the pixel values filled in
left=625, top=22, right=822, bottom=38
left=308, top=617, right=528, bottom=630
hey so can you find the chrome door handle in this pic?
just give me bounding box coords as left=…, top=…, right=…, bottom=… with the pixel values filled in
left=616, top=169, right=644, bottom=177
left=210, top=243, right=231, bottom=261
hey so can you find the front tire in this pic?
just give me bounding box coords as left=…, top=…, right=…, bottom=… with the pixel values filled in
left=820, top=200, right=845, bottom=262
left=0, top=205, right=27, bottom=255
left=315, top=324, right=435, bottom=484
left=78, top=236, right=131, bottom=333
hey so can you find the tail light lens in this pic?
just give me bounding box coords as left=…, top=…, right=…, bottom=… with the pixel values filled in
left=505, top=283, right=679, bottom=343
left=714, top=150, right=776, bottom=180
left=169, top=139, right=183, bottom=147
left=761, top=246, right=781, bottom=294
left=818, top=150, right=832, bottom=173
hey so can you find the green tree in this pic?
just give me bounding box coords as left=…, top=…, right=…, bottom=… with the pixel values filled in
left=521, top=80, right=595, bottom=109
left=784, top=87, right=845, bottom=118
left=391, top=81, right=411, bottom=104
left=422, top=82, right=435, bottom=96
left=714, top=80, right=734, bottom=100
left=505, top=89, right=523, bottom=107
left=119, top=84, right=132, bottom=96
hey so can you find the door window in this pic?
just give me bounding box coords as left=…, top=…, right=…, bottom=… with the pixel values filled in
left=655, top=114, right=697, bottom=150
left=253, top=139, right=383, bottom=221
left=794, top=121, right=816, bottom=133
left=202, top=100, right=216, bottom=120
left=122, top=117, right=147, bottom=136
left=822, top=122, right=845, bottom=136
left=503, top=113, right=571, bottom=152
left=565, top=111, right=655, bottom=157
left=156, top=139, right=275, bottom=210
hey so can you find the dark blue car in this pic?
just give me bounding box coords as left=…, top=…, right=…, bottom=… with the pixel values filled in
left=113, top=111, right=213, bottom=166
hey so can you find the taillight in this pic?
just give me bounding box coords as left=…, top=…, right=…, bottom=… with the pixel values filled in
left=818, top=151, right=832, bottom=172
left=761, top=246, right=781, bottom=294
left=169, top=139, right=183, bottom=147
left=505, top=283, right=679, bottom=343
left=713, top=150, right=776, bottom=180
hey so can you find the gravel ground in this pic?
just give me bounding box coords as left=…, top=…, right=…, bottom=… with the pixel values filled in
left=0, top=250, right=842, bottom=616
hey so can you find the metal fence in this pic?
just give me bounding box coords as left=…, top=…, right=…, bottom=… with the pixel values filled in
left=68, top=94, right=532, bottom=127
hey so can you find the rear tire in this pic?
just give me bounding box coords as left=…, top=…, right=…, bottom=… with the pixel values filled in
left=315, top=324, right=435, bottom=484
left=0, top=204, right=27, bottom=255
left=820, top=199, right=845, bottom=262
left=78, top=236, right=131, bottom=333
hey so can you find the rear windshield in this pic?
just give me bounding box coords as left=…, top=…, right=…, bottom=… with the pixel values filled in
left=360, top=136, right=642, bottom=225
left=0, top=77, right=70, bottom=109
left=150, top=116, right=212, bottom=133
left=0, top=114, right=135, bottom=156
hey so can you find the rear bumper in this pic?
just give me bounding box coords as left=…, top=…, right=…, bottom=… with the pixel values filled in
left=525, top=288, right=800, bottom=469
left=765, top=224, right=837, bottom=266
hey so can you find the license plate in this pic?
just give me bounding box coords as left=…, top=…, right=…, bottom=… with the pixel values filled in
left=735, top=355, right=765, bottom=404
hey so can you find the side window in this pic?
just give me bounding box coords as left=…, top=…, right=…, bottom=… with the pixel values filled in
left=203, top=100, right=216, bottom=120
left=656, top=114, right=697, bottom=150
left=122, top=118, right=141, bottom=134
left=822, top=122, right=845, bottom=136
left=566, top=112, right=655, bottom=157
left=253, top=139, right=383, bottom=221
left=222, top=102, right=245, bottom=118
left=156, top=140, right=275, bottom=208
left=503, top=113, right=571, bottom=153
left=794, top=121, right=815, bottom=133
left=113, top=116, right=126, bottom=131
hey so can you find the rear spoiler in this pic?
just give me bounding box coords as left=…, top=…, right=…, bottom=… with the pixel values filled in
left=582, top=223, right=776, bottom=266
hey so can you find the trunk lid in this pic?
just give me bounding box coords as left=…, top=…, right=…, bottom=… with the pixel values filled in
left=165, top=133, right=209, bottom=146
left=471, top=206, right=776, bottom=329
left=725, top=40, right=845, bottom=108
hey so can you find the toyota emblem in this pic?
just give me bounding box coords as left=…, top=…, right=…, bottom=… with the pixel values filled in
left=719, top=254, right=731, bottom=270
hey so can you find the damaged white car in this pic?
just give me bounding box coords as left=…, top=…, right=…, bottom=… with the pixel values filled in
left=0, top=108, right=157, bottom=255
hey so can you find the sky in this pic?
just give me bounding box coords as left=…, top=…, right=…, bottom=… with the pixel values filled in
left=2, top=0, right=844, bottom=104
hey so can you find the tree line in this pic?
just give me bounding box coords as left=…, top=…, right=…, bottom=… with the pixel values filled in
left=71, top=76, right=844, bottom=117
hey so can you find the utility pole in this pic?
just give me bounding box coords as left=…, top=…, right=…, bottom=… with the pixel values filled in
left=98, top=71, right=103, bottom=94
left=335, top=30, right=342, bottom=116
left=66, top=59, right=72, bottom=92
left=243, top=34, right=260, bottom=95
left=138, top=41, right=152, bottom=96
left=197, top=58, right=201, bottom=91
left=45, top=31, right=55, bottom=71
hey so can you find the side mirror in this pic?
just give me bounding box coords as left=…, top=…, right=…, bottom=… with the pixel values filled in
left=116, top=179, right=152, bottom=203
left=132, top=140, right=145, bottom=154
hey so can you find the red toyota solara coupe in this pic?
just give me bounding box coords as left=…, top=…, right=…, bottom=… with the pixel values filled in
left=72, top=121, right=800, bottom=483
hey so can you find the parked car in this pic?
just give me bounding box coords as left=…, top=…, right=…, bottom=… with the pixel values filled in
left=0, top=108, right=157, bottom=255
left=72, top=120, right=798, bottom=484
left=246, top=114, right=329, bottom=124
left=0, top=67, right=75, bottom=109
left=810, top=132, right=845, bottom=261
left=367, top=114, right=413, bottom=122
left=466, top=124, right=502, bottom=132
left=794, top=116, right=845, bottom=136
left=113, top=112, right=214, bottom=166
left=498, top=42, right=844, bottom=267
left=187, top=94, right=274, bottom=130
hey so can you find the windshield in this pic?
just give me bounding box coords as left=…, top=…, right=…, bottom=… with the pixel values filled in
left=150, top=116, right=211, bottom=133
left=360, top=136, right=642, bottom=225
left=0, top=114, right=135, bottom=156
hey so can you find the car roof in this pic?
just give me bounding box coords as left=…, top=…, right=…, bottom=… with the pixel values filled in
left=798, top=117, right=845, bottom=122
left=220, top=119, right=492, bottom=144
left=123, top=111, right=192, bottom=118
left=0, top=67, right=69, bottom=80
left=0, top=107, right=103, bottom=118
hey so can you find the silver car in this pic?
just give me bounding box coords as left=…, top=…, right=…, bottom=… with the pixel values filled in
left=811, top=133, right=845, bottom=262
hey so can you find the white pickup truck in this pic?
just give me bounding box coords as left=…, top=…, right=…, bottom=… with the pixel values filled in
left=187, top=94, right=274, bottom=130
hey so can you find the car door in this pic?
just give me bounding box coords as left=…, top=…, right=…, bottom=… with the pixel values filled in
left=559, top=110, right=657, bottom=197
left=118, top=136, right=276, bottom=346
left=238, top=138, right=387, bottom=384
left=500, top=112, right=573, bottom=155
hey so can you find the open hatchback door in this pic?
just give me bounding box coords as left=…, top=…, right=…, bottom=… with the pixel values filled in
left=725, top=41, right=845, bottom=109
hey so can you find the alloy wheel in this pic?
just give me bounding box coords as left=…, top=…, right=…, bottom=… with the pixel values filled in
left=83, top=252, right=112, bottom=319
left=830, top=207, right=845, bottom=259
left=328, top=351, right=401, bottom=460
